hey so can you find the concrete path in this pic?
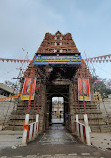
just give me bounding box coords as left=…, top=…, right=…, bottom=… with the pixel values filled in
left=0, top=130, right=22, bottom=150
left=0, top=124, right=111, bottom=158
left=91, top=133, right=111, bottom=151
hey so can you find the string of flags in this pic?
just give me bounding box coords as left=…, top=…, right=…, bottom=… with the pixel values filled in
left=0, top=58, right=31, bottom=63
left=0, top=94, right=21, bottom=101
left=84, top=54, right=111, bottom=63
left=0, top=54, right=111, bottom=63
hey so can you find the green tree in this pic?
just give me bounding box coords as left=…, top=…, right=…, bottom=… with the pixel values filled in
left=93, top=77, right=111, bottom=98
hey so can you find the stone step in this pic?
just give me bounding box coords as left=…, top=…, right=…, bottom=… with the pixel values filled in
left=91, top=125, right=111, bottom=132
left=5, top=120, right=43, bottom=128
left=75, top=111, right=102, bottom=114
left=17, top=104, right=42, bottom=106
left=77, top=116, right=103, bottom=120
left=4, top=125, right=24, bottom=131
left=9, top=115, right=44, bottom=120
left=78, top=119, right=106, bottom=124
left=11, top=110, right=44, bottom=115
left=17, top=106, right=42, bottom=109
left=77, top=113, right=103, bottom=116
left=76, top=105, right=97, bottom=107
left=16, top=108, right=42, bottom=111
left=76, top=103, right=97, bottom=106
left=5, top=123, right=43, bottom=131
left=71, top=108, right=98, bottom=111
left=7, top=121, right=43, bottom=126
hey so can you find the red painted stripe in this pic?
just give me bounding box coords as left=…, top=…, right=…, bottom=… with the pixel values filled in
left=27, top=125, right=30, bottom=143
left=32, top=124, right=35, bottom=138
left=36, top=122, right=37, bottom=131
left=74, top=122, right=76, bottom=132
left=83, top=126, right=86, bottom=143
left=38, top=123, right=40, bottom=131
left=79, top=124, right=81, bottom=137
left=48, top=62, right=67, bottom=64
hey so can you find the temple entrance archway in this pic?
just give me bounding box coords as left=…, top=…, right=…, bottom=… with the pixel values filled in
left=51, top=97, right=64, bottom=124
left=46, top=81, right=71, bottom=130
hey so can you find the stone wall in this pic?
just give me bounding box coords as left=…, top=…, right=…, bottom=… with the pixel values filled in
left=0, top=95, right=16, bottom=130
left=99, top=95, right=111, bottom=125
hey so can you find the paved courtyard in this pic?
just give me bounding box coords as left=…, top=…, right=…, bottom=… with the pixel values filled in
left=90, top=133, right=111, bottom=151
left=0, top=124, right=111, bottom=158
left=0, top=130, right=22, bottom=150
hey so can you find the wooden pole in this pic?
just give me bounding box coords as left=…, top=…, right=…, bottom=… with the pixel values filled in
left=28, top=60, right=34, bottom=113
left=80, top=64, right=86, bottom=114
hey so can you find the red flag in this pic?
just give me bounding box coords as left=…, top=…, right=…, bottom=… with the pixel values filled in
left=104, top=56, right=107, bottom=59
left=87, top=59, right=89, bottom=62
left=108, top=55, right=111, bottom=59
left=100, top=56, right=103, bottom=59
left=20, top=60, right=23, bottom=63
left=10, top=59, right=13, bottom=62
left=6, top=59, right=9, bottom=62
left=90, top=58, right=93, bottom=61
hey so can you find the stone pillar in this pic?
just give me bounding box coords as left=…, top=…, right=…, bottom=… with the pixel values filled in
left=69, top=82, right=75, bottom=132
left=39, top=83, right=47, bottom=132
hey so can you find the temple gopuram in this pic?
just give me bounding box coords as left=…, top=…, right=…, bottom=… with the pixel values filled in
left=6, top=31, right=110, bottom=133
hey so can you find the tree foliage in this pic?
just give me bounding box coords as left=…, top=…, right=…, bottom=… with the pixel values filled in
left=93, top=76, right=111, bottom=98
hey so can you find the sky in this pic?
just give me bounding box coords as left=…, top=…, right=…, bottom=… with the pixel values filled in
left=0, top=0, right=111, bottom=83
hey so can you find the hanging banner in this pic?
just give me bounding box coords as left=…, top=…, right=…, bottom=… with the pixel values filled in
left=78, top=78, right=91, bottom=101
left=21, top=78, right=36, bottom=100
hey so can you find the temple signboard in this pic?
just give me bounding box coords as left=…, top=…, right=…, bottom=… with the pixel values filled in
left=34, top=53, right=82, bottom=65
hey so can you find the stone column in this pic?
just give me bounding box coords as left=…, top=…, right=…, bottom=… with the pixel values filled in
left=69, top=82, right=75, bottom=132
left=39, top=83, right=47, bottom=132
